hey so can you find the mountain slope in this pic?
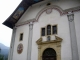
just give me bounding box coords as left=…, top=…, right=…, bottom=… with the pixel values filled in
left=0, top=43, right=9, bottom=55
left=0, top=43, right=9, bottom=49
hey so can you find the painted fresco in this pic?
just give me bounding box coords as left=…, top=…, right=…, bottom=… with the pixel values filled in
left=13, top=7, right=24, bottom=20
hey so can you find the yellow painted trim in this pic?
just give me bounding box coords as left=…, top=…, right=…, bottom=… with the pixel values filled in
left=41, top=24, right=58, bottom=37
left=36, top=36, right=62, bottom=60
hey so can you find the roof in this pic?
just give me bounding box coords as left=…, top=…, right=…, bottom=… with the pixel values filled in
left=3, top=0, right=43, bottom=29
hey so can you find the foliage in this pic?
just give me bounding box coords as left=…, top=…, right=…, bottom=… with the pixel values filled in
left=0, top=54, right=8, bottom=60
left=0, top=54, right=4, bottom=60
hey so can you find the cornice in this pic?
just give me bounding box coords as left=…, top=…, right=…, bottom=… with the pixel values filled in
left=16, top=5, right=80, bottom=27
left=36, top=36, right=62, bottom=45
left=63, top=6, right=80, bottom=14
left=15, top=18, right=36, bottom=27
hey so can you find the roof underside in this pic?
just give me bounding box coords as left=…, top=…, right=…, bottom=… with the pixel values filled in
left=3, top=0, right=43, bottom=29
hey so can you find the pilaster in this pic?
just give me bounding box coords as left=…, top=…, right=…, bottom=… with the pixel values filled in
left=8, top=27, right=16, bottom=60
left=27, top=22, right=33, bottom=60
left=67, top=12, right=79, bottom=60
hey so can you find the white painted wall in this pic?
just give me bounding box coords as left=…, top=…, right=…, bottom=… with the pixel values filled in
left=12, top=0, right=80, bottom=60
left=74, top=11, right=80, bottom=60
left=31, top=9, right=72, bottom=60
left=17, top=0, right=80, bottom=24
left=12, top=24, right=29, bottom=60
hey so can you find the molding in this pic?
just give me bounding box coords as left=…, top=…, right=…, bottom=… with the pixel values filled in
left=36, top=36, right=62, bottom=45
left=36, top=36, right=62, bottom=60
left=15, top=5, right=80, bottom=27
left=36, top=5, right=64, bottom=21
left=36, top=38, right=42, bottom=45
left=67, top=12, right=74, bottom=22
left=64, top=6, right=80, bottom=14
left=46, top=8, right=52, bottom=14
left=15, top=18, right=36, bottom=27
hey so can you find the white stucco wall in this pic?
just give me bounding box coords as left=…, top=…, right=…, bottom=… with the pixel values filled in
left=17, top=0, right=80, bottom=24
left=31, top=9, right=72, bottom=60
left=74, top=11, right=80, bottom=60
left=12, top=24, right=29, bottom=60
left=12, top=0, right=80, bottom=60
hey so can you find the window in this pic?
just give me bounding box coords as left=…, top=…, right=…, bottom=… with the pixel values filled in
left=41, top=28, right=45, bottom=36
left=41, top=24, right=57, bottom=36
left=52, top=25, right=57, bottom=34
left=47, top=25, right=51, bottom=35
left=19, top=33, right=23, bottom=41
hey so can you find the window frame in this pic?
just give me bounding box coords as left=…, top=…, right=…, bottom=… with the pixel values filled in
left=52, top=24, right=58, bottom=35
left=41, top=27, right=46, bottom=36
left=41, top=24, right=58, bottom=37
left=19, top=33, right=23, bottom=41
left=47, top=24, right=52, bottom=36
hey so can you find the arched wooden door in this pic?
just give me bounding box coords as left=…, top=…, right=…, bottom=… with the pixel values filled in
left=42, top=48, right=56, bottom=60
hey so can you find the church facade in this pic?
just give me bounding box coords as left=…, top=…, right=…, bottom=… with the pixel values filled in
left=3, top=0, right=80, bottom=60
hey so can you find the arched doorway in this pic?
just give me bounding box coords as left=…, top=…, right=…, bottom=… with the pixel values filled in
left=42, top=48, right=56, bottom=60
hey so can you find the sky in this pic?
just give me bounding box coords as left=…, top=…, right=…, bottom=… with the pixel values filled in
left=0, top=0, right=22, bottom=47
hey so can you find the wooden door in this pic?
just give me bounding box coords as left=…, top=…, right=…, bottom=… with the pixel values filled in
left=42, top=48, right=56, bottom=60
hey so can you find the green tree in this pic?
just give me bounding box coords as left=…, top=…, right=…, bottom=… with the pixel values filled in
left=0, top=54, right=4, bottom=60
left=0, top=48, right=4, bottom=60
left=0, top=48, right=1, bottom=53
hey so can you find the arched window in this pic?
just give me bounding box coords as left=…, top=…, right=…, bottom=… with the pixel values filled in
left=47, top=25, right=51, bottom=35
left=42, top=48, right=56, bottom=60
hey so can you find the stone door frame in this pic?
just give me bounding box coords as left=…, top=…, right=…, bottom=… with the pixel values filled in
left=36, top=36, right=62, bottom=60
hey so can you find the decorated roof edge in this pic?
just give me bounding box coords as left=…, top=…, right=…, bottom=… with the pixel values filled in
left=3, top=0, right=43, bottom=29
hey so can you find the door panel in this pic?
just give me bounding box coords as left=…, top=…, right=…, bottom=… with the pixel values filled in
left=42, top=48, right=56, bottom=60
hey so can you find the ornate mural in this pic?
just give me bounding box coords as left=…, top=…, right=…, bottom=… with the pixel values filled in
left=17, top=43, right=23, bottom=54
left=13, top=7, right=24, bottom=20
